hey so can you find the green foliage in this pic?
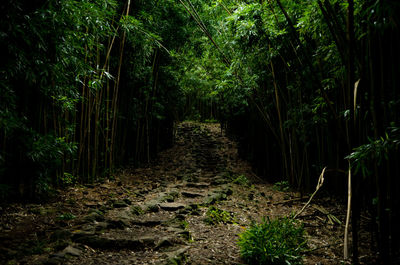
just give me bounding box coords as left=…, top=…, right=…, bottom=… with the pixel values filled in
left=232, top=174, right=250, bottom=186
left=57, top=213, right=76, bottom=220
left=29, top=135, right=77, bottom=169
left=204, top=206, right=235, bottom=225
left=223, top=171, right=250, bottom=186
left=1, top=0, right=190, bottom=196
left=34, top=176, right=53, bottom=199
left=29, top=240, right=51, bottom=255
left=204, top=119, right=218, bottom=123
left=131, top=205, right=144, bottom=215
left=346, top=126, right=400, bottom=177
left=61, top=173, right=76, bottom=186
left=273, top=181, right=290, bottom=192
left=238, top=217, right=307, bottom=265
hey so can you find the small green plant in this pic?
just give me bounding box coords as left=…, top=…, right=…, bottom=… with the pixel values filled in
left=204, top=206, right=235, bottom=225
left=238, top=217, right=307, bottom=265
left=35, top=175, right=53, bottom=198
left=57, top=213, right=76, bottom=220
left=273, top=181, right=290, bottom=192
left=204, top=118, right=218, bottom=123
left=61, top=172, right=75, bottom=186
left=181, top=220, right=189, bottom=230
left=162, top=191, right=179, bottom=202
left=233, top=174, right=250, bottom=186
left=131, top=205, right=144, bottom=215
left=29, top=240, right=49, bottom=255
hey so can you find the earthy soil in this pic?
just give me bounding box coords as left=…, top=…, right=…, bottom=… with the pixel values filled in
left=0, top=122, right=377, bottom=264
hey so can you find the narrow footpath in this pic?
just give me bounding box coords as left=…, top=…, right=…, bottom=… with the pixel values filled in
left=0, top=122, right=373, bottom=264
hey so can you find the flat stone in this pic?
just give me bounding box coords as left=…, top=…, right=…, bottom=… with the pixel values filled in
left=84, top=202, right=99, bottom=208
left=145, top=201, right=160, bottom=212
left=165, top=246, right=190, bottom=265
left=204, top=195, right=220, bottom=205
left=113, top=201, right=128, bottom=208
left=166, top=227, right=185, bottom=233
left=105, top=208, right=133, bottom=228
left=178, top=204, right=200, bottom=215
left=181, top=191, right=203, bottom=198
left=44, top=257, right=63, bottom=265
left=84, top=211, right=104, bottom=222
left=73, top=235, right=156, bottom=250
left=203, top=192, right=227, bottom=205
left=49, top=245, right=82, bottom=260
left=155, top=237, right=175, bottom=250
left=72, top=230, right=96, bottom=241
left=186, top=182, right=210, bottom=189
left=159, top=203, right=186, bottom=211
left=211, top=178, right=229, bottom=185
left=164, top=215, right=186, bottom=229
left=94, top=221, right=109, bottom=231
left=106, top=218, right=130, bottom=229
left=131, top=219, right=163, bottom=226
left=62, top=245, right=82, bottom=257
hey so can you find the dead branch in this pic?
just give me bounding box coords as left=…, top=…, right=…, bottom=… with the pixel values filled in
left=294, top=167, right=326, bottom=219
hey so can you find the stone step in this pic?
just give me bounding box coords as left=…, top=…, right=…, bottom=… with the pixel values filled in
left=158, top=203, right=186, bottom=211
left=181, top=191, right=204, bottom=198
left=185, top=182, right=210, bottom=189
left=73, top=234, right=156, bottom=250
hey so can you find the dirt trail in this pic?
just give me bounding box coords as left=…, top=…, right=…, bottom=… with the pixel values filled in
left=0, top=122, right=374, bottom=264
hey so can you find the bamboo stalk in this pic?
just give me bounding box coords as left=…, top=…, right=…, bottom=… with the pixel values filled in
left=270, top=59, right=289, bottom=181
left=344, top=164, right=352, bottom=260
left=110, top=0, right=131, bottom=171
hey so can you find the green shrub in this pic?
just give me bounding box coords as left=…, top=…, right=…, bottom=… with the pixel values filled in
left=204, top=118, right=218, bottom=123
left=204, top=206, right=235, bottom=225
left=273, top=181, right=290, bottom=192
left=233, top=174, right=250, bottom=186
left=61, top=172, right=76, bottom=186
left=57, top=213, right=76, bottom=220
left=238, top=217, right=307, bottom=265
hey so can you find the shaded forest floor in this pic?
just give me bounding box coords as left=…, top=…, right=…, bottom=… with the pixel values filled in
left=0, top=122, right=377, bottom=264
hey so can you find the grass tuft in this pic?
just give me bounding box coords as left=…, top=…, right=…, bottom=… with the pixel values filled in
left=238, top=216, right=307, bottom=265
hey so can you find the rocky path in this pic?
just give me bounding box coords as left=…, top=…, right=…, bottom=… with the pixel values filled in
left=0, top=122, right=375, bottom=264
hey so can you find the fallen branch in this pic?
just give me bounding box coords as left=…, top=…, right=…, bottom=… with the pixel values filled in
left=294, top=167, right=326, bottom=219
left=312, top=205, right=342, bottom=225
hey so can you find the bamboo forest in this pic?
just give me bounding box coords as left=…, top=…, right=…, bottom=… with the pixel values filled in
left=1, top=0, right=399, bottom=264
